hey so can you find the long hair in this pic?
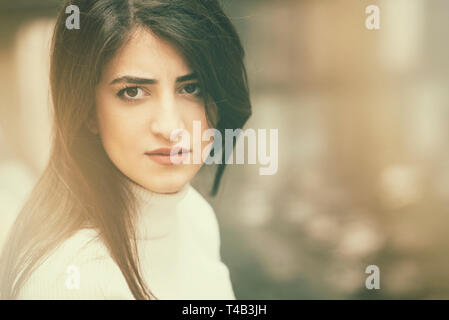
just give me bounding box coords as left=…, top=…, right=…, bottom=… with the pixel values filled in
left=0, top=0, right=251, bottom=299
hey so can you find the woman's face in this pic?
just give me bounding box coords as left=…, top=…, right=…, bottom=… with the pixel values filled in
left=94, top=27, right=215, bottom=193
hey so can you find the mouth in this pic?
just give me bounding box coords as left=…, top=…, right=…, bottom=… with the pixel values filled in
left=145, top=147, right=191, bottom=165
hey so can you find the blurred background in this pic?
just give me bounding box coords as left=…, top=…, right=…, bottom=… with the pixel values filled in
left=1, top=0, right=449, bottom=299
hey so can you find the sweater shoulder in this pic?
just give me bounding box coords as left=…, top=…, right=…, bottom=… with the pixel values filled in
left=17, top=228, right=133, bottom=300
left=178, top=186, right=236, bottom=299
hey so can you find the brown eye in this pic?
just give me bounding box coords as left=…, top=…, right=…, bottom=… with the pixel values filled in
left=117, top=86, right=146, bottom=101
left=181, top=83, right=201, bottom=96
left=125, top=87, right=139, bottom=98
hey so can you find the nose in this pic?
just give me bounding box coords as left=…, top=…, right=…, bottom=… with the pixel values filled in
left=150, top=93, right=185, bottom=141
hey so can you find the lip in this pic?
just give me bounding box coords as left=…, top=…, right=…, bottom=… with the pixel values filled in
left=145, top=147, right=191, bottom=166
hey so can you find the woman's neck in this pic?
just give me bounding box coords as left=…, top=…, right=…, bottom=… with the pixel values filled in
left=122, top=177, right=191, bottom=240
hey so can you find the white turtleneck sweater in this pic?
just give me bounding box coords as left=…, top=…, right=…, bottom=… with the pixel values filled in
left=16, top=181, right=236, bottom=300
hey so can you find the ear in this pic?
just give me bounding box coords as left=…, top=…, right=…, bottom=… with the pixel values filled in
left=86, top=111, right=99, bottom=135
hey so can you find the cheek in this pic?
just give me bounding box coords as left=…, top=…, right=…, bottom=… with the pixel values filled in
left=199, top=112, right=213, bottom=151
left=95, top=96, right=140, bottom=160
left=185, top=100, right=212, bottom=127
left=183, top=104, right=215, bottom=160
left=183, top=104, right=210, bottom=134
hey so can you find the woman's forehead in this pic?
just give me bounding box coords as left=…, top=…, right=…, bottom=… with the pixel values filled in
left=101, top=27, right=192, bottom=84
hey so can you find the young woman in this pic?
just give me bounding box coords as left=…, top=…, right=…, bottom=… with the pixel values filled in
left=0, top=0, right=251, bottom=299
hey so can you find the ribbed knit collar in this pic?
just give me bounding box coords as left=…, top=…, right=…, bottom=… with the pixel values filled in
left=122, top=177, right=191, bottom=240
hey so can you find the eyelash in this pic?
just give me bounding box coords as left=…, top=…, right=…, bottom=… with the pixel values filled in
left=116, top=83, right=203, bottom=102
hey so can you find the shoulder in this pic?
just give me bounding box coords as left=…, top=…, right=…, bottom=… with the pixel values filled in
left=17, top=229, right=133, bottom=300
left=179, top=185, right=222, bottom=261
left=179, top=186, right=236, bottom=299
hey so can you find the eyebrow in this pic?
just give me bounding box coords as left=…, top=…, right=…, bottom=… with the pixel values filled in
left=109, top=72, right=198, bottom=85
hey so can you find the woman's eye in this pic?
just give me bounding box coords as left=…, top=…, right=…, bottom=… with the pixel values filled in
left=181, top=83, right=202, bottom=97
left=117, top=87, right=146, bottom=100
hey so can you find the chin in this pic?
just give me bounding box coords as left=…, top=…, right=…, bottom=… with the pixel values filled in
left=141, top=171, right=192, bottom=194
